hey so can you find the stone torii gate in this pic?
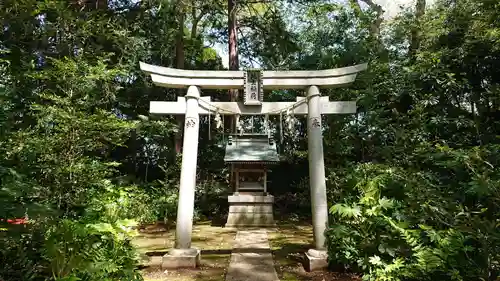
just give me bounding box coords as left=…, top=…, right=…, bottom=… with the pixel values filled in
left=140, top=62, right=367, bottom=271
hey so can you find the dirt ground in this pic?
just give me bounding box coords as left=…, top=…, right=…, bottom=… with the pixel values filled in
left=133, top=221, right=359, bottom=281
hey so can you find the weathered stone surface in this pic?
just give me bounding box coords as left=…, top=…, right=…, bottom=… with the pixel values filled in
left=174, top=86, right=200, bottom=250
left=307, top=249, right=328, bottom=258
left=228, top=204, right=273, bottom=213
left=225, top=212, right=275, bottom=227
left=169, top=248, right=198, bottom=256
left=140, top=61, right=368, bottom=90
left=228, top=194, right=274, bottom=203
left=304, top=249, right=328, bottom=272
left=161, top=249, right=201, bottom=269
left=226, top=194, right=276, bottom=227
left=225, top=230, right=279, bottom=281
left=307, top=86, right=329, bottom=251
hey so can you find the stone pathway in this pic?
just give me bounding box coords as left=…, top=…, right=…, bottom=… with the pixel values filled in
left=225, top=229, right=280, bottom=281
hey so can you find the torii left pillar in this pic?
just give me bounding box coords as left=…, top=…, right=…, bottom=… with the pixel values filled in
left=162, top=86, right=201, bottom=268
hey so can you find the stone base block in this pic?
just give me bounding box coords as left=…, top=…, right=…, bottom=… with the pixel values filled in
left=162, top=248, right=200, bottom=269
left=303, top=249, right=328, bottom=272
left=228, top=194, right=274, bottom=203
left=225, top=212, right=276, bottom=228
left=225, top=194, right=276, bottom=227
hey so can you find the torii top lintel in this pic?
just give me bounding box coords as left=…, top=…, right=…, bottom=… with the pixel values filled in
left=139, top=62, right=368, bottom=90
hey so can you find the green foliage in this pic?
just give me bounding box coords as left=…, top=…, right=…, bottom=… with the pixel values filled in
left=86, top=182, right=161, bottom=225
left=314, top=1, right=500, bottom=279
left=2, top=0, right=500, bottom=280
left=327, top=145, right=500, bottom=281
left=0, top=224, right=45, bottom=281
left=0, top=54, right=145, bottom=280
left=0, top=0, right=227, bottom=278
left=45, top=219, right=142, bottom=281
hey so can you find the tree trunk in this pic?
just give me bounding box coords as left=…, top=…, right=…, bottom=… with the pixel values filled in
left=409, top=0, right=426, bottom=61
left=359, top=0, right=384, bottom=39
left=228, top=0, right=239, bottom=104
left=176, top=1, right=186, bottom=71
left=351, top=0, right=387, bottom=59
left=190, top=0, right=206, bottom=40
left=175, top=0, right=186, bottom=154
left=95, top=0, right=107, bottom=9
left=228, top=0, right=239, bottom=190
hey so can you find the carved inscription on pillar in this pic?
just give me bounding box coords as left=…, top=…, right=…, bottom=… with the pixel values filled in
left=185, top=117, right=197, bottom=128
left=310, top=117, right=321, bottom=128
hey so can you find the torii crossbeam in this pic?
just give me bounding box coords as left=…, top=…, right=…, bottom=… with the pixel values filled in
left=140, top=61, right=367, bottom=271
left=149, top=96, right=356, bottom=115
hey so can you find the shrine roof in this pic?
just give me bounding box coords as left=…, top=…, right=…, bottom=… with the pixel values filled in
left=224, top=135, right=280, bottom=163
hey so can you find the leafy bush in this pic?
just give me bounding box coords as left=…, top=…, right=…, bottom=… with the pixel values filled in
left=0, top=56, right=146, bottom=281
left=153, top=185, right=180, bottom=224
left=327, top=144, right=500, bottom=281
left=45, top=219, right=142, bottom=281
left=0, top=224, right=45, bottom=281
left=196, top=179, right=229, bottom=220
left=274, top=177, right=312, bottom=220
left=1, top=218, right=143, bottom=281
left=86, top=181, right=162, bottom=225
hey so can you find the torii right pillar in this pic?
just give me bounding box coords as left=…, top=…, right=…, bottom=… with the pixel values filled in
left=304, top=85, right=331, bottom=272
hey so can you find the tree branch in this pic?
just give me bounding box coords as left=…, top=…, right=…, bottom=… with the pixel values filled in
left=359, top=0, right=384, bottom=37
left=409, top=0, right=426, bottom=60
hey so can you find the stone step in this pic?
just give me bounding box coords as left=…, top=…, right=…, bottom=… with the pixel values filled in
left=225, top=230, right=280, bottom=281
left=228, top=194, right=274, bottom=203
left=225, top=212, right=275, bottom=227
left=229, top=204, right=273, bottom=213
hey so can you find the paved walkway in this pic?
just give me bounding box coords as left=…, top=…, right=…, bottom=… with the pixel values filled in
left=225, top=229, right=280, bottom=281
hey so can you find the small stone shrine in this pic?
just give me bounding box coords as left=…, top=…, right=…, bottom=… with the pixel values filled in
left=224, top=69, right=279, bottom=227
left=224, top=134, right=279, bottom=227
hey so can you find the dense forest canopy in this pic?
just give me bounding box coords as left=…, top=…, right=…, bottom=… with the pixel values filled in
left=1, top=0, right=500, bottom=280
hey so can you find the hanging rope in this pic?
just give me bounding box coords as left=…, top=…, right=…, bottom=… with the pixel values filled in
left=194, top=96, right=308, bottom=145
left=196, top=95, right=306, bottom=116
left=280, top=111, right=283, bottom=144
left=208, top=110, right=211, bottom=140
left=222, top=114, right=225, bottom=144
left=250, top=115, right=254, bottom=134
left=236, top=114, right=243, bottom=136
left=265, top=114, right=270, bottom=138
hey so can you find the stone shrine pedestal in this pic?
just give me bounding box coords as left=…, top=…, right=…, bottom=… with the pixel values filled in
left=225, top=193, right=276, bottom=227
